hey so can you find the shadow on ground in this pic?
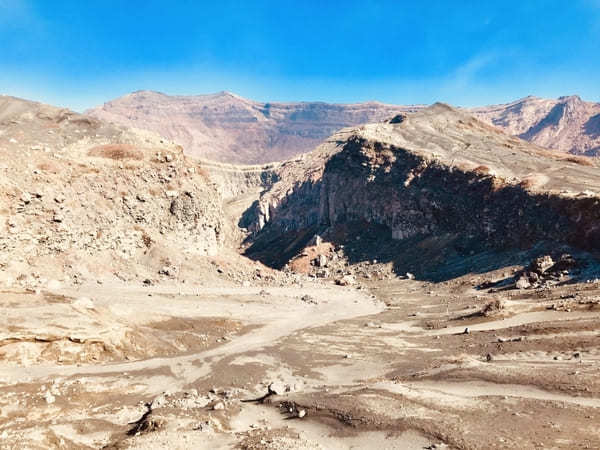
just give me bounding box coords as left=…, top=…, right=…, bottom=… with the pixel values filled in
left=244, top=220, right=600, bottom=283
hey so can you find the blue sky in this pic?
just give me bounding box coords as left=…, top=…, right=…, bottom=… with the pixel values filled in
left=1, top=0, right=599, bottom=111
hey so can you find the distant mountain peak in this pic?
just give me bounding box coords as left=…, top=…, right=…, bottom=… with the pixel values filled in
left=87, top=92, right=417, bottom=164
left=129, top=89, right=167, bottom=97
left=86, top=91, right=600, bottom=162
left=558, top=94, right=583, bottom=102
left=429, top=102, right=456, bottom=112
left=215, top=90, right=242, bottom=98
left=471, top=94, right=600, bottom=155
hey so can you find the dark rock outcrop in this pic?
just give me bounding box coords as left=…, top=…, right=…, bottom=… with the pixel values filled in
left=243, top=105, right=600, bottom=278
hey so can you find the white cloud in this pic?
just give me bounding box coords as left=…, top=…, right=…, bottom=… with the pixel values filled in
left=446, top=52, right=498, bottom=90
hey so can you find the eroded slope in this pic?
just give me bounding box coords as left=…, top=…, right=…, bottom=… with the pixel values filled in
left=0, top=95, right=226, bottom=288
left=244, top=104, right=600, bottom=274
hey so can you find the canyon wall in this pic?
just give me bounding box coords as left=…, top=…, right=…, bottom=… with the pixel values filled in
left=244, top=106, right=600, bottom=269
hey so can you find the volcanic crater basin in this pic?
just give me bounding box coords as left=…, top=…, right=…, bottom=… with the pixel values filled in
left=2, top=97, right=600, bottom=449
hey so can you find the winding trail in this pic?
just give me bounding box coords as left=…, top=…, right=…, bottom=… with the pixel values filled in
left=0, top=284, right=384, bottom=397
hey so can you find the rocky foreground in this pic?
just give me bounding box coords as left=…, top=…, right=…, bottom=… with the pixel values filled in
left=1, top=97, right=600, bottom=449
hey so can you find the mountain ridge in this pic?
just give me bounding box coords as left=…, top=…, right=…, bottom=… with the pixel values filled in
left=469, top=94, right=600, bottom=155
left=86, top=90, right=423, bottom=164
left=87, top=90, right=600, bottom=164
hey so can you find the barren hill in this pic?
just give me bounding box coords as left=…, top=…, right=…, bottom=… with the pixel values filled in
left=0, top=95, right=227, bottom=287
left=471, top=95, right=600, bottom=155
left=87, top=90, right=421, bottom=164
left=243, top=104, right=600, bottom=278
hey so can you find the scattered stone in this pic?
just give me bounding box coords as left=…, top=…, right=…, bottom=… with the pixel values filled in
left=316, top=254, right=328, bottom=267
left=554, top=253, right=577, bottom=271
left=316, top=268, right=330, bottom=278
left=151, top=394, right=167, bottom=409
left=158, top=266, right=175, bottom=277
left=515, top=276, right=531, bottom=289
left=427, top=443, right=448, bottom=449
left=515, top=254, right=580, bottom=291
left=388, top=114, right=406, bottom=124
left=212, top=401, right=225, bottom=410
left=481, top=298, right=504, bottom=316
left=192, top=421, right=210, bottom=431
left=301, top=294, right=317, bottom=304
left=529, top=255, right=554, bottom=274
left=44, top=391, right=56, bottom=404
left=268, top=382, right=286, bottom=396
left=335, top=275, right=356, bottom=286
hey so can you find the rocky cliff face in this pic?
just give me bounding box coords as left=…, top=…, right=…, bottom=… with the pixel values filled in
left=196, top=159, right=280, bottom=200
left=87, top=91, right=421, bottom=164
left=0, top=96, right=225, bottom=287
left=244, top=105, right=600, bottom=275
left=470, top=95, right=600, bottom=155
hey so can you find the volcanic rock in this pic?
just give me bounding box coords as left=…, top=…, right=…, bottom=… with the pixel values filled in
left=242, top=104, right=600, bottom=277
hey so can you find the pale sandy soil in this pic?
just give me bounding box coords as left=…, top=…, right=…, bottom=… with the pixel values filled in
left=1, top=268, right=600, bottom=449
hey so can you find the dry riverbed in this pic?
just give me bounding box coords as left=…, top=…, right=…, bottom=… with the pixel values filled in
left=1, top=271, right=599, bottom=449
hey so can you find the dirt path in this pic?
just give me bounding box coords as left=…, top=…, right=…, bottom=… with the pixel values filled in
left=0, top=284, right=381, bottom=385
